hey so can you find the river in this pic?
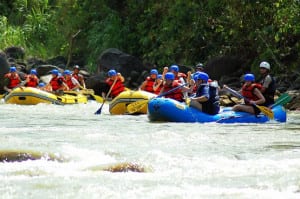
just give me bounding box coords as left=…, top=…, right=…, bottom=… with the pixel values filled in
left=1, top=101, right=300, bottom=199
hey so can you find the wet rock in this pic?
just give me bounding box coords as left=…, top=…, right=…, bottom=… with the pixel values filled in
left=0, top=150, right=65, bottom=162
left=88, top=162, right=149, bottom=173
left=285, top=90, right=300, bottom=110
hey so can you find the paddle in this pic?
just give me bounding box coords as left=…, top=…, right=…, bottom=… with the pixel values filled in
left=270, top=93, right=291, bottom=108
left=127, top=83, right=188, bottom=114
left=223, top=85, right=274, bottom=119
left=94, top=78, right=117, bottom=115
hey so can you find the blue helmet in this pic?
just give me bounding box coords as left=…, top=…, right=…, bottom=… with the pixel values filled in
left=10, top=66, right=17, bottom=72
left=38, top=82, right=45, bottom=87
left=30, top=69, right=37, bottom=75
left=196, top=72, right=209, bottom=82
left=192, top=71, right=201, bottom=81
left=51, top=69, right=59, bottom=75
left=165, top=72, right=175, bottom=80
left=169, top=64, right=179, bottom=72
left=150, top=69, right=158, bottom=75
left=63, top=70, right=71, bottom=75
left=157, top=74, right=163, bottom=79
left=244, top=73, right=255, bottom=82
left=108, top=69, right=117, bottom=77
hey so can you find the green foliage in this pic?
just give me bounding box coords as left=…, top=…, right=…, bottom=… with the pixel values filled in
left=0, top=0, right=299, bottom=74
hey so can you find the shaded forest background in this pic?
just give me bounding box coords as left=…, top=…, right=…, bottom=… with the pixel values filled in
left=0, top=0, right=299, bottom=75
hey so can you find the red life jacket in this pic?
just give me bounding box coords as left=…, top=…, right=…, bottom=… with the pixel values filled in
left=50, top=76, right=65, bottom=91
left=106, top=78, right=125, bottom=98
left=72, top=73, right=84, bottom=85
left=154, top=81, right=163, bottom=95
left=66, top=78, right=76, bottom=90
left=25, top=75, right=38, bottom=87
left=4, top=73, right=21, bottom=89
left=242, top=83, right=262, bottom=104
left=163, top=81, right=183, bottom=102
left=144, top=77, right=155, bottom=93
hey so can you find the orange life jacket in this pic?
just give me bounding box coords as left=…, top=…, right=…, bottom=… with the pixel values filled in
left=163, top=81, right=183, bottom=102
left=4, top=73, right=21, bottom=89
left=106, top=78, right=125, bottom=98
left=25, top=75, right=39, bottom=87
left=144, top=77, right=155, bottom=93
left=242, top=83, right=262, bottom=104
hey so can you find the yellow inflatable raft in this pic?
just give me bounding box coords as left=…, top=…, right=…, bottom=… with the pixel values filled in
left=4, top=87, right=88, bottom=105
left=109, top=90, right=156, bottom=115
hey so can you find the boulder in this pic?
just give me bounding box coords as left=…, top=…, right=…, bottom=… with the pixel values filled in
left=96, top=48, right=148, bottom=89
left=0, top=51, right=10, bottom=93
left=4, top=46, right=25, bottom=60
left=205, top=56, right=246, bottom=81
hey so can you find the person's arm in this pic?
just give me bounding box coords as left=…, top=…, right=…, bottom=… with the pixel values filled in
left=153, top=79, right=163, bottom=91
left=117, top=73, right=124, bottom=82
left=139, top=80, right=147, bottom=90
left=260, top=76, right=272, bottom=93
left=251, top=88, right=265, bottom=105
left=71, top=77, right=81, bottom=90
left=191, top=85, right=209, bottom=103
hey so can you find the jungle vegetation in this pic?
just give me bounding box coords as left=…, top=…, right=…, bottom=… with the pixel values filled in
left=0, top=0, right=299, bottom=74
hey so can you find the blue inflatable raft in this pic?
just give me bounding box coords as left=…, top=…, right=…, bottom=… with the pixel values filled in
left=147, top=98, right=287, bottom=123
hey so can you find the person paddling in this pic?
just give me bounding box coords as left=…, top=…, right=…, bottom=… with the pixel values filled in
left=102, top=69, right=125, bottom=99
left=232, top=73, right=265, bottom=115
left=189, top=72, right=220, bottom=115
left=63, top=70, right=80, bottom=91
left=24, top=69, right=39, bottom=87
left=159, top=72, right=191, bottom=102
left=72, top=65, right=86, bottom=89
left=153, top=74, right=163, bottom=94
left=3, top=66, right=22, bottom=92
left=45, top=69, right=69, bottom=94
left=139, top=69, right=158, bottom=94
left=257, top=61, right=276, bottom=106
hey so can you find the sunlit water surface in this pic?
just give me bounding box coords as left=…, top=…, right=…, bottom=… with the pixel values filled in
left=1, top=101, right=300, bottom=199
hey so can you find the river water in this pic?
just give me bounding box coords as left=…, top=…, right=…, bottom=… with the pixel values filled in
left=1, top=101, right=300, bottom=199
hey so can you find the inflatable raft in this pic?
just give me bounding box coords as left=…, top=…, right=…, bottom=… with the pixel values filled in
left=148, top=98, right=287, bottom=123
left=4, top=87, right=88, bottom=105
left=109, top=90, right=156, bottom=115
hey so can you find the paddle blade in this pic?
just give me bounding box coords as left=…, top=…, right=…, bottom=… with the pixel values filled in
left=257, top=105, right=274, bottom=119
left=95, top=103, right=105, bottom=115
left=127, top=100, right=148, bottom=114
left=271, top=93, right=291, bottom=108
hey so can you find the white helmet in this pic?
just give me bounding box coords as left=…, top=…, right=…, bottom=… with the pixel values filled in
left=259, top=61, right=270, bottom=70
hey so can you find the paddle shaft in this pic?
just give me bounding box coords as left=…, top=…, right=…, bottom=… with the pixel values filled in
left=158, top=83, right=188, bottom=98
left=95, top=78, right=118, bottom=114
left=126, top=83, right=188, bottom=114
